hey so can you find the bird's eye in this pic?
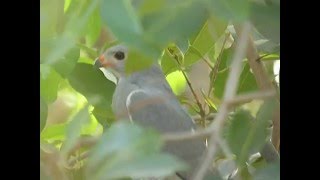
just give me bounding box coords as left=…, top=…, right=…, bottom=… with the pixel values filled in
left=114, top=51, right=125, bottom=60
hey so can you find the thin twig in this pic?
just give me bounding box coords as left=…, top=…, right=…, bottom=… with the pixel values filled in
left=207, top=33, right=230, bottom=98
left=225, top=90, right=276, bottom=106
left=172, top=53, right=206, bottom=124
left=68, top=151, right=90, bottom=167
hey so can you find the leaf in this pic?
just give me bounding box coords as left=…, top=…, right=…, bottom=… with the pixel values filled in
left=226, top=100, right=277, bottom=167
left=61, top=106, right=90, bottom=155
left=206, top=0, right=250, bottom=22
left=40, top=0, right=64, bottom=38
left=40, top=64, right=62, bottom=103
left=226, top=109, right=253, bottom=167
left=67, top=63, right=116, bottom=126
left=253, top=161, right=280, bottom=180
left=237, top=64, right=258, bottom=94
left=100, top=0, right=142, bottom=39
left=100, top=0, right=161, bottom=58
left=67, top=63, right=115, bottom=109
left=85, top=8, right=101, bottom=47
left=143, top=1, right=208, bottom=49
left=51, top=47, right=80, bottom=77
left=86, top=122, right=186, bottom=179
left=212, top=48, right=233, bottom=99
left=41, top=123, right=67, bottom=141
left=40, top=97, right=48, bottom=133
left=161, top=48, right=179, bottom=75
left=250, top=2, right=280, bottom=44
left=250, top=99, right=277, bottom=152
left=125, top=48, right=155, bottom=74
left=165, top=70, right=187, bottom=95
left=92, top=106, right=115, bottom=129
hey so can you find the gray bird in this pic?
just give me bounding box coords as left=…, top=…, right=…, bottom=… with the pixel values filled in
left=94, top=44, right=214, bottom=179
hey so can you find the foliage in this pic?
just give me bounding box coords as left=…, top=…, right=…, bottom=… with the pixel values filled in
left=40, top=0, right=280, bottom=179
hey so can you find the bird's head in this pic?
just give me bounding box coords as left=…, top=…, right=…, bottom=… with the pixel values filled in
left=94, top=44, right=128, bottom=76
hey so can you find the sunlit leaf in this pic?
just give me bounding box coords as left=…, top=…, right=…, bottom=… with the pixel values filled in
left=40, top=97, right=48, bottom=133
left=85, top=8, right=101, bottom=46
left=166, top=70, right=187, bottom=95
left=40, top=64, right=62, bottom=103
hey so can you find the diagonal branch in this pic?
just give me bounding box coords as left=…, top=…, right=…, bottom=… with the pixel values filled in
left=234, top=25, right=280, bottom=152
left=192, top=22, right=252, bottom=180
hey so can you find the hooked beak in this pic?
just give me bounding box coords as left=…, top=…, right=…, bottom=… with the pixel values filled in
left=94, top=54, right=114, bottom=69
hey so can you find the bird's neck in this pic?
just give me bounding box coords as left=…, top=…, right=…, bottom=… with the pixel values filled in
left=119, top=64, right=165, bottom=85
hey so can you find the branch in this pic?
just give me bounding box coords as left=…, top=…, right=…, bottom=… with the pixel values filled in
left=226, top=89, right=276, bottom=106
left=235, top=25, right=280, bottom=153
left=192, top=22, right=251, bottom=180
left=163, top=90, right=276, bottom=142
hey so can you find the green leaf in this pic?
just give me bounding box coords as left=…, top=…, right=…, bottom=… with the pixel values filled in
left=226, top=109, right=253, bottom=167
left=86, top=121, right=186, bottom=179
left=251, top=99, right=277, bottom=153
left=92, top=106, right=115, bottom=129
left=250, top=2, right=280, bottom=44
left=165, top=70, right=187, bottom=95
left=206, top=0, right=250, bottom=22
left=143, top=1, right=208, bottom=48
left=40, top=0, right=64, bottom=38
left=226, top=100, right=277, bottom=167
left=40, top=97, right=48, bottom=133
left=100, top=0, right=161, bottom=58
left=40, top=64, right=62, bottom=103
left=125, top=48, right=155, bottom=74
left=184, top=22, right=214, bottom=67
left=253, top=161, right=280, bottom=180
left=67, top=63, right=115, bottom=109
left=161, top=48, right=178, bottom=75
left=85, top=8, right=101, bottom=47
left=100, top=0, right=142, bottom=39
left=212, top=48, right=233, bottom=99
left=61, top=106, right=90, bottom=155
left=237, top=64, right=258, bottom=94
left=41, top=123, right=67, bottom=141
left=51, top=47, right=80, bottom=77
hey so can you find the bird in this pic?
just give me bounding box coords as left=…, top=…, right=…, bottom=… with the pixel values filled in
left=94, top=44, right=214, bottom=179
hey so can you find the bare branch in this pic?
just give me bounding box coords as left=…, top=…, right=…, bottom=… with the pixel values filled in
left=163, top=90, right=276, bottom=142
left=235, top=25, right=280, bottom=153
left=226, top=90, right=276, bottom=106
left=192, top=22, right=252, bottom=180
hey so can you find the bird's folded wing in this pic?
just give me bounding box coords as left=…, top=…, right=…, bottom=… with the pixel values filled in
left=125, top=89, right=195, bottom=133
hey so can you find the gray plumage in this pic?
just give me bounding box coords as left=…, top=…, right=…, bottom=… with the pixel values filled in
left=94, top=45, right=214, bottom=179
